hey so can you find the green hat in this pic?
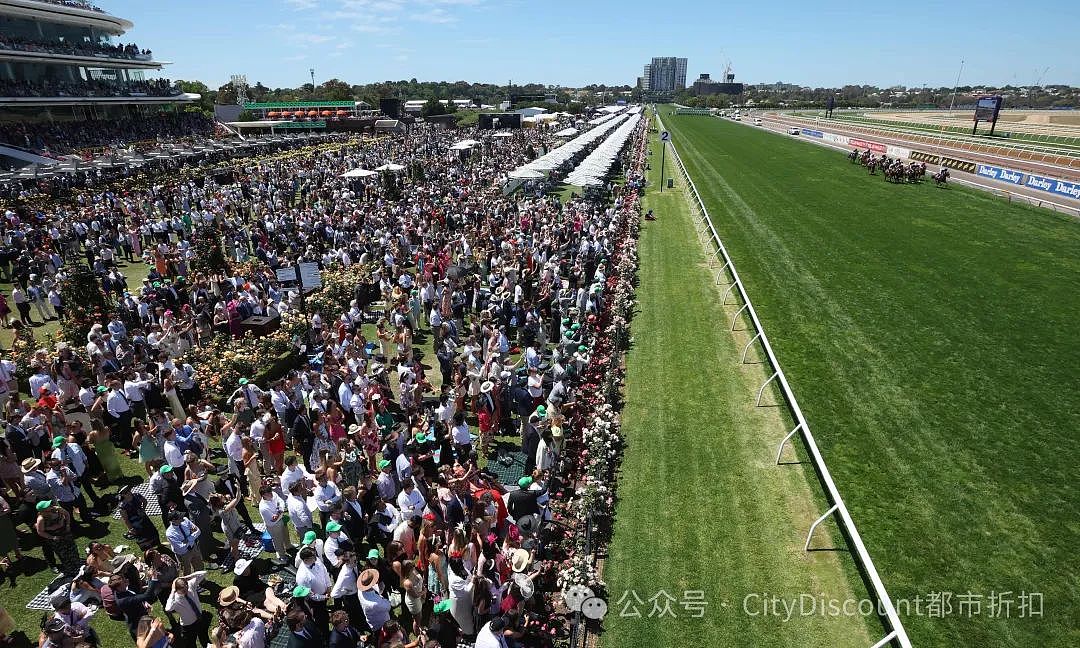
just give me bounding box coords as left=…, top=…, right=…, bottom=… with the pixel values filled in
left=292, top=585, right=311, bottom=598
left=367, top=548, right=380, bottom=560
left=433, top=599, right=452, bottom=614
left=160, top=464, right=173, bottom=474
left=414, top=432, right=427, bottom=443
left=95, top=385, right=108, bottom=394
left=152, top=281, right=162, bottom=288
left=238, top=377, right=249, bottom=386
left=562, top=318, right=570, bottom=325
left=570, top=323, right=580, bottom=331
left=52, top=435, right=65, bottom=448
left=36, top=500, right=53, bottom=511
left=377, top=459, right=391, bottom=470
left=564, top=330, right=573, bottom=338
left=535, top=405, right=546, bottom=418
left=518, top=476, right=533, bottom=489
left=302, top=530, right=317, bottom=545
left=578, top=345, right=588, bottom=352
left=177, top=275, right=186, bottom=282
left=326, top=520, right=342, bottom=533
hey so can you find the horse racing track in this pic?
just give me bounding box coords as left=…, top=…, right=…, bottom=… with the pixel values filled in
left=655, top=110, right=1080, bottom=648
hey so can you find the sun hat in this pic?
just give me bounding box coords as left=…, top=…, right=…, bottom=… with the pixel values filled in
left=52, top=435, right=65, bottom=448
left=358, top=568, right=380, bottom=591
left=326, top=520, right=342, bottom=533
left=36, top=500, right=53, bottom=511
left=232, top=557, right=253, bottom=575
left=511, top=548, right=531, bottom=573
left=292, top=585, right=311, bottom=598
left=159, top=464, right=173, bottom=474
left=518, top=476, right=533, bottom=489
left=367, top=548, right=380, bottom=560
left=21, top=457, right=41, bottom=472
left=217, top=585, right=240, bottom=606
left=347, top=424, right=361, bottom=435
left=432, top=599, right=452, bottom=614
left=480, top=380, right=494, bottom=394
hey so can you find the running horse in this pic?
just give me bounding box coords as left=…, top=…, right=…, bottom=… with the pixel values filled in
left=848, top=148, right=860, bottom=164
left=932, top=167, right=950, bottom=187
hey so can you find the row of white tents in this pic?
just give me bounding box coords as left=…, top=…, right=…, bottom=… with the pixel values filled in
left=564, top=113, right=642, bottom=187
left=508, top=114, right=628, bottom=178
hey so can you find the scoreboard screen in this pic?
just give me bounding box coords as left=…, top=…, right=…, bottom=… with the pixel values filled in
left=974, top=96, right=1003, bottom=122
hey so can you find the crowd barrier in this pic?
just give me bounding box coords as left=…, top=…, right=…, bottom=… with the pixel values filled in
left=656, top=110, right=913, bottom=648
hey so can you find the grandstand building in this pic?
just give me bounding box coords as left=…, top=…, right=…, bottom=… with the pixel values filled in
left=0, top=0, right=200, bottom=165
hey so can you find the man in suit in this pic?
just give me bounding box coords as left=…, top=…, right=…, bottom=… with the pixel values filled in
left=286, top=607, right=321, bottom=648
left=110, top=572, right=161, bottom=639
left=327, top=610, right=364, bottom=648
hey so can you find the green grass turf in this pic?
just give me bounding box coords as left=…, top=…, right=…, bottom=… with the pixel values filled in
left=601, top=127, right=875, bottom=648
left=0, top=258, right=152, bottom=350
left=659, top=109, right=1080, bottom=647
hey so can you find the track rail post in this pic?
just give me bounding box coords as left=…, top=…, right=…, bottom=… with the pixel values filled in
left=805, top=504, right=840, bottom=551
left=740, top=332, right=762, bottom=363
left=755, top=370, right=778, bottom=405
left=730, top=303, right=749, bottom=330
left=775, top=422, right=804, bottom=464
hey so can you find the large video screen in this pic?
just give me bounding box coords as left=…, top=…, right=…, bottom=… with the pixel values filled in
left=974, top=96, right=1002, bottom=121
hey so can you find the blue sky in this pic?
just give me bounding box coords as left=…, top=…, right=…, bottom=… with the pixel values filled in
left=107, top=0, right=1079, bottom=90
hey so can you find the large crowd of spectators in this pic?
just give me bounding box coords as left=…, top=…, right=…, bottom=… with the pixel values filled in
left=0, top=112, right=215, bottom=156
left=30, top=0, right=106, bottom=13
left=0, top=33, right=152, bottom=61
left=0, top=77, right=181, bottom=99
left=0, top=114, right=645, bottom=648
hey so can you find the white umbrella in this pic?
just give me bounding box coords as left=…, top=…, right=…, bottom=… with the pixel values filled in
left=340, top=168, right=379, bottom=178
left=491, top=132, right=514, bottom=138
left=509, top=168, right=545, bottom=180
left=375, top=163, right=405, bottom=172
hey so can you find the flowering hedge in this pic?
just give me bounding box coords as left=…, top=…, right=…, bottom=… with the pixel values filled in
left=194, top=262, right=375, bottom=404
left=542, top=124, right=648, bottom=634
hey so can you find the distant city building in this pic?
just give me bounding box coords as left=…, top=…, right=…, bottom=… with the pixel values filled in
left=641, top=57, right=687, bottom=92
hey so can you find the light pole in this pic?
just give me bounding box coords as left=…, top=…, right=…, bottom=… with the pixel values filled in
left=309, top=67, right=315, bottom=92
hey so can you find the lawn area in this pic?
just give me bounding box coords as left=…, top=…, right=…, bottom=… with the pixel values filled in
left=659, top=110, right=1080, bottom=647
left=1, top=257, right=152, bottom=350
left=601, top=127, right=875, bottom=647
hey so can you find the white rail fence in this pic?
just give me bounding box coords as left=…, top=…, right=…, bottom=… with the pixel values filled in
left=654, top=111, right=913, bottom=648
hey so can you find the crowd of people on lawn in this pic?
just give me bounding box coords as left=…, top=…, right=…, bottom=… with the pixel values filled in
left=0, top=117, right=645, bottom=648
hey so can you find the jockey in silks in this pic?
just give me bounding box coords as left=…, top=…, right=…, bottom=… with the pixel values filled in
left=868, top=155, right=877, bottom=175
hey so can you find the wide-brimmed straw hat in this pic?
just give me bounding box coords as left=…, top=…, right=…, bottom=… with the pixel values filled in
left=358, top=568, right=380, bottom=591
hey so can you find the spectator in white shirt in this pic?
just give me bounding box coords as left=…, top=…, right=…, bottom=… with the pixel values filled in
left=280, top=456, right=313, bottom=494
left=286, top=481, right=314, bottom=539
left=294, top=547, right=332, bottom=629
left=311, top=469, right=341, bottom=529
left=257, top=485, right=291, bottom=565
left=162, top=428, right=184, bottom=469
left=164, top=571, right=210, bottom=648
left=395, top=478, right=425, bottom=522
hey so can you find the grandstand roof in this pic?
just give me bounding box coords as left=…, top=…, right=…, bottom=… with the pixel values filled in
left=0, top=0, right=134, bottom=34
